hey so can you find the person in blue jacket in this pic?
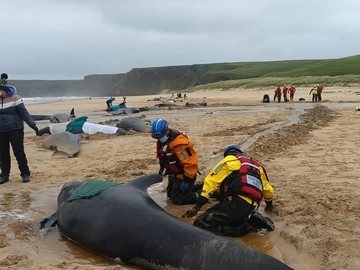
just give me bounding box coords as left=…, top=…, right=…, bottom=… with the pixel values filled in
left=106, top=97, right=115, bottom=108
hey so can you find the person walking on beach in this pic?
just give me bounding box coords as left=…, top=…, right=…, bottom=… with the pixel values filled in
left=289, top=85, right=296, bottom=101
left=182, top=145, right=274, bottom=237
left=0, top=73, right=39, bottom=184
left=309, top=85, right=318, bottom=102
left=151, top=118, right=200, bottom=205
left=106, top=97, right=115, bottom=108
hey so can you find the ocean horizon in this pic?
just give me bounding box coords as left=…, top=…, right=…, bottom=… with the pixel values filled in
left=22, top=96, right=99, bottom=105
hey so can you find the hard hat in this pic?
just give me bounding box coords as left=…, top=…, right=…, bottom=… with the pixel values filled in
left=224, top=145, right=242, bottom=157
left=151, top=119, right=169, bottom=139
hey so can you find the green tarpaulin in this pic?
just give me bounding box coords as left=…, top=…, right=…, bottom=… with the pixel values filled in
left=67, top=179, right=121, bottom=202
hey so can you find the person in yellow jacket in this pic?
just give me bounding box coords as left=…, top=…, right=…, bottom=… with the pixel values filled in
left=309, top=85, right=318, bottom=102
left=151, top=118, right=199, bottom=205
left=182, top=145, right=274, bottom=237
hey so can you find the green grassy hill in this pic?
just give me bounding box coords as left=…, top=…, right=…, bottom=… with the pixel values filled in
left=7, top=54, right=360, bottom=97
left=198, top=59, right=326, bottom=83
left=262, top=55, right=360, bottom=77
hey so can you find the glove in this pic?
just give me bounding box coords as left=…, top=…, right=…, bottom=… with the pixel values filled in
left=210, top=190, right=225, bottom=201
left=264, top=200, right=273, bottom=212
left=31, top=125, right=39, bottom=135
left=158, top=168, right=164, bottom=176
left=182, top=207, right=199, bottom=218
left=179, top=181, right=190, bottom=193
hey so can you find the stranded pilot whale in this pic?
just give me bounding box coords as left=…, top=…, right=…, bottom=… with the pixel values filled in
left=40, top=174, right=293, bottom=270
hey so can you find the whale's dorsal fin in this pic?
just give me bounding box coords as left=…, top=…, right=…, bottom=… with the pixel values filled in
left=70, top=108, right=76, bottom=118
left=128, top=174, right=163, bottom=191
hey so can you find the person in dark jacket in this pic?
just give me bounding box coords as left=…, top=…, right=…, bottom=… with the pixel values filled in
left=0, top=73, right=39, bottom=184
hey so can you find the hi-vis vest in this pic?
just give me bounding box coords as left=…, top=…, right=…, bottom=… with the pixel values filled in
left=156, top=131, right=187, bottom=175
left=237, top=156, right=263, bottom=203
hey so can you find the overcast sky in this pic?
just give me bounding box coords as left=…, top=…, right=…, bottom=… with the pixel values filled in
left=2, top=0, right=359, bottom=80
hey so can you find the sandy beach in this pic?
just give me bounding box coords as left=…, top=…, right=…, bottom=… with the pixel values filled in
left=1, top=86, right=360, bottom=270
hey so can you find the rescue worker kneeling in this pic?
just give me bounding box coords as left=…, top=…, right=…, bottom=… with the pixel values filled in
left=182, top=145, right=274, bottom=237
left=151, top=119, right=199, bottom=205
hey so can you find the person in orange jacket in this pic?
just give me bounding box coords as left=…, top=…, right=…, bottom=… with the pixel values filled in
left=182, top=145, right=274, bottom=237
left=151, top=118, right=199, bottom=205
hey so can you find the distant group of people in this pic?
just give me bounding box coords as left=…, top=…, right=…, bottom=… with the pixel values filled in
left=172, top=93, right=188, bottom=99
left=151, top=118, right=274, bottom=237
left=0, top=73, right=39, bottom=184
left=273, top=85, right=296, bottom=103
left=309, top=84, right=324, bottom=102
left=262, top=84, right=324, bottom=103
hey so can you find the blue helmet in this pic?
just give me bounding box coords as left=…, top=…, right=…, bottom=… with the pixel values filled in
left=224, top=145, right=242, bottom=157
left=151, top=119, right=169, bottom=139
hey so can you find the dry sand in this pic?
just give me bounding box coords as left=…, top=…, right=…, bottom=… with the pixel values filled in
left=1, top=86, right=360, bottom=270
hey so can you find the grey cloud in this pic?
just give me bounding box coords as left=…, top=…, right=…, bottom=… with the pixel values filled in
left=2, top=0, right=359, bottom=79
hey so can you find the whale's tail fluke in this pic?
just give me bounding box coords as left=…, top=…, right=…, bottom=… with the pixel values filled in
left=128, top=174, right=163, bottom=191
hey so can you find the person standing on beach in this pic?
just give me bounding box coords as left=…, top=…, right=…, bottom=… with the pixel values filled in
left=282, top=85, right=289, bottom=102
left=289, top=85, right=296, bottom=101
left=309, top=85, right=318, bottom=102
left=151, top=118, right=200, bottom=205
left=274, top=86, right=281, bottom=102
left=0, top=73, right=39, bottom=184
left=317, top=84, right=323, bottom=101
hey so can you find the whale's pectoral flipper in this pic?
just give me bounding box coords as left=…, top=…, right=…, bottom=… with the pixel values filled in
left=40, top=213, right=58, bottom=230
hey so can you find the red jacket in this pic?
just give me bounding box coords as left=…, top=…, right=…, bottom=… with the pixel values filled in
left=317, top=85, right=323, bottom=93
left=289, top=86, right=296, bottom=93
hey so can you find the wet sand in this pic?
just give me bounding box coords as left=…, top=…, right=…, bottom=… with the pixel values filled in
left=1, top=86, right=360, bottom=270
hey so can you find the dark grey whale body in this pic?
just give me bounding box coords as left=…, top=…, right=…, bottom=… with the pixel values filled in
left=41, top=131, right=82, bottom=157
left=31, top=108, right=76, bottom=122
left=43, top=174, right=293, bottom=270
left=116, top=116, right=151, bottom=132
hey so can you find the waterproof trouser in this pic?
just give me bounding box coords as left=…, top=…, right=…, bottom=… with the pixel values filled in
left=312, top=94, right=318, bottom=102
left=194, top=195, right=255, bottom=237
left=0, top=130, right=30, bottom=177
left=167, top=175, right=198, bottom=205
